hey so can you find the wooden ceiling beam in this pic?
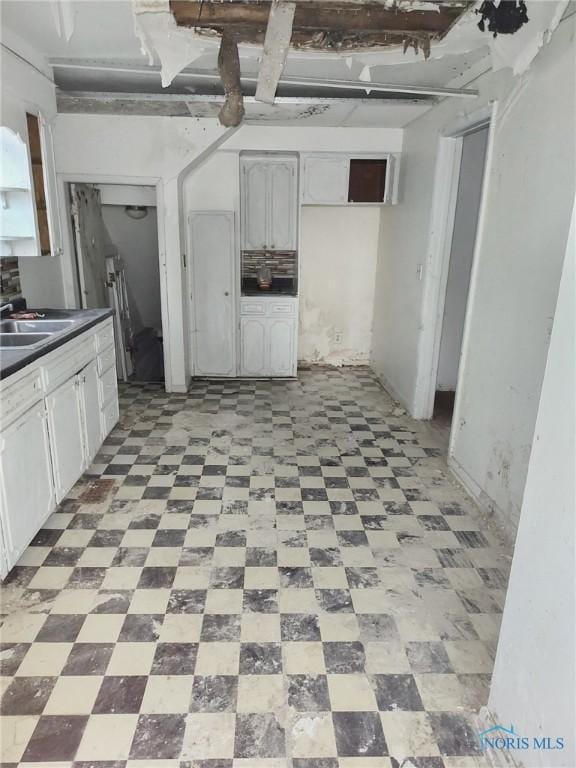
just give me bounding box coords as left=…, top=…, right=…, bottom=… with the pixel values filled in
left=255, top=1, right=296, bottom=104
left=170, top=1, right=468, bottom=36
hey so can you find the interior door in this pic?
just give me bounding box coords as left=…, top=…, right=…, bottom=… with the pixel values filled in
left=268, top=159, right=297, bottom=250
left=190, top=211, right=236, bottom=377
left=70, top=183, right=111, bottom=308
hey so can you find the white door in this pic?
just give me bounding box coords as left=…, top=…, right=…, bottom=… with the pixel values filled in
left=301, top=154, right=349, bottom=204
left=46, top=375, right=86, bottom=502
left=241, top=161, right=268, bottom=250
left=241, top=317, right=268, bottom=376
left=190, top=211, right=236, bottom=377
left=70, top=183, right=110, bottom=308
left=0, top=402, right=55, bottom=569
left=269, top=318, right=295, bottom=376
left=79, top=360, right=101, bottom=465
left=268, top=159, right=297, bottom=250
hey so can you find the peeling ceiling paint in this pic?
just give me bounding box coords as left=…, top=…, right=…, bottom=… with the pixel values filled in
left=132, top=0, right=208, bottom=86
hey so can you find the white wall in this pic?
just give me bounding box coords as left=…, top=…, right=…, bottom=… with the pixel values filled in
left=182, top=127, right=401, bottom=371
left=371, top=14, right=575, bottom=534
left=299, top=206, right=380, bottom=365
left=101, top=203, right=162, bottom=335
left=1, top=42, right=65, bottom=306
left=487, top=200, right=575, bottom=768
left=53, top=113, right=230, bottom=390
left=436, top=127, right=488, bottom=391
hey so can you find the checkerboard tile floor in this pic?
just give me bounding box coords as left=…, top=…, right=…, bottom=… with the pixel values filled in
left=0, top=367, right=511, bottom=767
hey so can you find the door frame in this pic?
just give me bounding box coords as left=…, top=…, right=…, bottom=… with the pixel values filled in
left=57, top=173, right=173, bottom=391
left=413, top=104, right=496, bottom=427
left=187, top=210, right=239, bottom=377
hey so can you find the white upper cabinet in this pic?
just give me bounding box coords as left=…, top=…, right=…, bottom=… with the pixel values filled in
left=241, top=160, right=268, bottom=250
left=241, top=154, right=298, bottom=250
left=268, top=159, right=297, bottom=250
left=301, top=153, right=400, bottom=206
left=301, top=154, right=349, bottom=205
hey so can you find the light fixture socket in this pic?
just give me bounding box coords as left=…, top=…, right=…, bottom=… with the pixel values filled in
left=125, top=205, right=148, bottom=220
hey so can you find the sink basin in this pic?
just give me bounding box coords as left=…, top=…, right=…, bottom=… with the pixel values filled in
left=0, top=319, right=74, bottom=334
left=0, top=333, right=52, bottom=348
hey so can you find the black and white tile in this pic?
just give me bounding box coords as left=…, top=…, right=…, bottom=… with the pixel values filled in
left=0, top=367, right=508, bottom=766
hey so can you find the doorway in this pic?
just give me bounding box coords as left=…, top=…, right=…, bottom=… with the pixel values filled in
left=433, top=126, right=489, bottom=427
left=68, top=182, right=165, bottom=383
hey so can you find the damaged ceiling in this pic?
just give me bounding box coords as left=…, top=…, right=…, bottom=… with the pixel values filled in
left=2, top=0, right=566, bottom=126
left=169, top=1, right=472, bottom=54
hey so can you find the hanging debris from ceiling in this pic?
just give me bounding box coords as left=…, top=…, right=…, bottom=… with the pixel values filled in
left=476, top=0, right=529, bottom=37
left=217, top=30, right=245, bottom=126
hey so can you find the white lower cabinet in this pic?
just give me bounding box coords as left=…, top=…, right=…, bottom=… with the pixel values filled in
left=240, top=317, right=268, bottom=376
left=0, top=402, right=55, bottom=571
left=269, top=318, right=295, bottom=376
left=240, top=298, right=298, bottom=377
left=0, top=318, right=119, bottom=577
left=81, top=359, right=102, bottom=465
left=46, top=375, right=86, bottom=503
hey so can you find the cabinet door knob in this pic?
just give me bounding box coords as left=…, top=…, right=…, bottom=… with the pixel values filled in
left=224, top=291, right=230, bottom=296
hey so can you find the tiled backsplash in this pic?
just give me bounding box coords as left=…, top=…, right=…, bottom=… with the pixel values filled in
left=241, top=251, right=297, bottom=278
left=0, top=257, right=22, bottom=302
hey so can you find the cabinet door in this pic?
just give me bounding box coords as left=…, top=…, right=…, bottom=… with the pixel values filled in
left=46, top=375, right=85, bottom=502
left=241, top=160, right=268, bottom=250
left=0, top=402, right=55, bottom=569
left=240, top=317, right=268, bottom=376
left=79, top=360, right=101, bottom=466
left=268, top=318, right=296, bottom=377
left=268, top=159, right=297, bottom=250
left=301, top=154, right=349, bottom=204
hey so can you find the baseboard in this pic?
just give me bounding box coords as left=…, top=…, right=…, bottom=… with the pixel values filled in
left=449, top=454, right=516, bottom=545
left=168, top=384, right=189, bottom=393
left=370, top=366, right=414, bottom=415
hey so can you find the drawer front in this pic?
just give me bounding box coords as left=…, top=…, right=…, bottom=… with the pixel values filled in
left=240, top=300, right=267, bottom=316
left=268, top=300, right=296, bottom=317
left=241, top=298, right=298, bottom=317
left=0, top=368, right=44, bottom=427
left=99, top=365, right=118, bottom=408
left=95, top=320, right=114, bottom=352
left=41, top=339, right=94, bottom=394
left=101, top=397, right=119, bottom=438
left=97, top=344, right=116, bottom=376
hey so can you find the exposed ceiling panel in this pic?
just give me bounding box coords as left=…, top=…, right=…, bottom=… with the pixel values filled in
left=170, top=0, right=472, bottom=53
left=50, top=59, right=478, bottom=100
left=56, top=91, right=431, bottom=126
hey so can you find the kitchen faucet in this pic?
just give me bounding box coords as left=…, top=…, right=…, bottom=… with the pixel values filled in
left=0, top=303, right=14, bottom=316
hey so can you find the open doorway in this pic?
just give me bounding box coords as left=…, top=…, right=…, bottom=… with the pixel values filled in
left=67, top=182, right=164, bottom=383
left=433, top=125, right=489, bottom=428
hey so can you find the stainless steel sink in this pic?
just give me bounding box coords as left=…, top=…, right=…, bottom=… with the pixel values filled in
left=0, top=333, right=52, bottom=348
left=0, top=319, right=74, bottom=334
